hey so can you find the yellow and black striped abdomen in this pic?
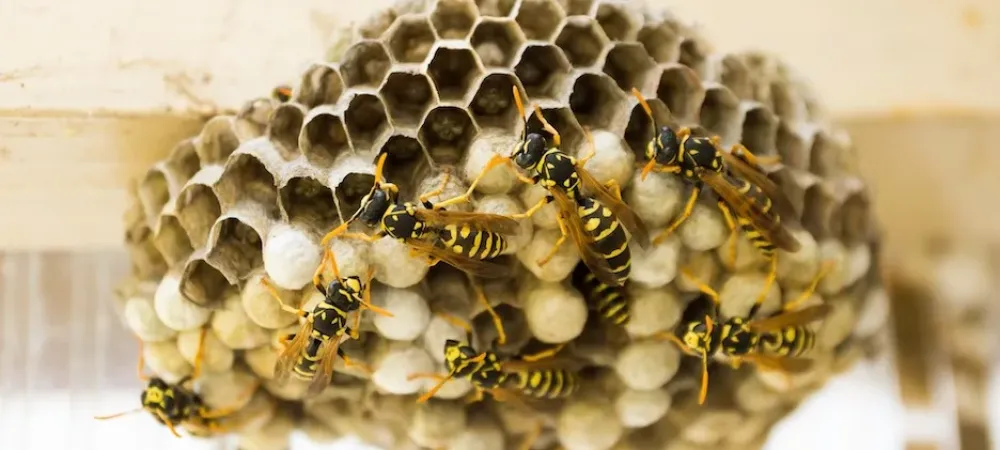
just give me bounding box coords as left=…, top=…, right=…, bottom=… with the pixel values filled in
left=509, top=369, right=580, bottom=399
left=759, top=326, right=815, bottom=358
left=571, top=262, right=629, bottom=325
left=577, top=197, right=631, bottom=285
left=291, top=335, right=326, bottom=380
left=438, top=224, right=507, bottom=260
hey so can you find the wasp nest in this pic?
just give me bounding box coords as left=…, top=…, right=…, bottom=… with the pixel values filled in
left=115, top=0, right=885, bottom=449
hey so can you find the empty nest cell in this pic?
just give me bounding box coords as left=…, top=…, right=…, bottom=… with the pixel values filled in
left=345, top=93, right=391, bottom=150
left=378, top=133, right=427, bottom=164
left=297, top=64, right=346, bottom=108
left=197, top=117, right=241, bottom=165
left=469, top=72, right=522, bottom=130
left=279, top=177, right=338, bottom=231
left=380, top=71, right=437, bottom=127
left=267, top=103, right=306, bottom=158
left=720, top=55, right=752, bottom=101
left=214, top=153, right=279, bottom=211
left=341, top=41, right=392, bottom=89
left=623, top=96, right=669, bottom=158
left=679, top=37, right=709, bottom=76
left=301, top=109, right=353, bottom=167
left=426, top=44, right=484, bottom=101
left=699, top=87, right=741, bottom=143
left=153, top=215, right=195, bottom=266
left=138, top=169, right=170, bottom=224
left=175, top=184, right=222, bottom=248
left=602, top=42, right=656, bottom=92
left=208, top=217, right=265, bottom=282
left=740, top=105, right=779, bottom=157
left=386, top=15, right=437, bottom=64
left=470, top=19, right=525, bottom=68
left=526, top=107, right=584, bottom=155
left=656, top=65, right=705, bottom=124
left=568, top=72, right=627, bottom=130
left=776, top=123, right=808, bottom=170
left=595, top=1, right=641, bottom=41
left=164, top=140, right=201, bottom=186
left=334, top=171, right=379, bottom=222
left=418, top=106, right=478, bottom=164
left=514, top=44, right=571, bottom=101
left=430, top=0, right=478, bottom=39
left=555, top=17, right=610, bottom=68
left=475, top=0, right=516, bottom=17
left=180, top=258, right=231, bottom=308
left=515, top=0, right=565, bottom=41
left=637, top=20, right=681, bottom=64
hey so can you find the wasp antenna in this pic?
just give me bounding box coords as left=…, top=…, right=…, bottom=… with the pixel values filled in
left=374, top=151, right=390, bottom=184
left=532, top=105, right=561, bottom=148
left=630, top=87, right=655, bottom=121
left=512, top=85, right=528, bottom=136
left=94, top=408, right=143, bottom=421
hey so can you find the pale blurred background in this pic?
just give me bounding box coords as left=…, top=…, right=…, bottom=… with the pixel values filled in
left=1, top=1, right=999, bottom=449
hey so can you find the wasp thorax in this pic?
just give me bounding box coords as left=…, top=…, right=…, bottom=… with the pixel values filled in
left=514, top=133, right=547, bottom=169
left=357, top=188, right=393, bottom=227
left=653, top=126, right=681, bottom=165
left=684, top=137, right=723, bottom=172
left=328, top=277, right=365, bottom=311
left=722, top=317, right=756, bottom=353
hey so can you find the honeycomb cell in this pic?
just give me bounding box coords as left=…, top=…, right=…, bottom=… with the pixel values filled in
left=380, top=71, right=437, bottom=127
left=386, top=15, right=437, bottom=64
left=356, top=8, right=397, bottom=39
left=378, top=132, right=427, bottom=163
left=278, top=177, right=338, bottom=231
left=554, top=17, right=610, bottom=68
left=430, top=0, right=478, bottom=39
left=180, top=258, right=231, bottom=308
left=344, top=93, right=391, bottom=150
left=215, top=153, right=279, bottom=212
left=776, top=122, right=808, bottom=170
left=267, top=103, right=306, bottom=158
left=470, top=19, right=526, bottom=68
left=153, top=215, right=194, bottom=267
left=801, top=184, right=835, bottom=239
left=418, top=106, right=479, bottom=164
left=771, top=82, right=799, bottom=121
left=840, top=192, right=871, bottom=245
left=515, top=0, right=565, bottom=41
left=740, top=104, right=779, bottom=157
left=656, top=65, right=705, bottom=124
left=720, top=55, right=751, bottom=101
left=513, top=44, right=572, bottom=101
left=175, top=183, right=222, bottom=248
left=567, top=72, right=628, bottom=131
left=427, top=44, right=485, bottom=101
left=603, top=43, right=656, bottom=92
left=335, top=171, right=379, bottom=222
left=560, top=0, right=594, bottom=15
left=698, top=86, right=740, bottom=142
left=208, top=217, right=265, bottom=282
left=810, top=131, right=840, bottom=177
left=341, top=41, right=392, bottom=89
left=637, top=20, right=681, bottom=64
left=595, top=1, right=641, bottom=41
left=469, top=71, right=524, bottom=130
left=197, top=116, right=241, bottom=165
left=679, top=37, right=708, bottom=75
left=165, top=140, right=200, bottom=185
left=475, top=0, right=516, bottom=17
left=138, top=169, right=170, bottom=222
left=623, top=96, right=669, bottom=158
left=297, top=63, right=345, bottom=108
left=301, top=108, right=353, bottom=167
left=526, top=106, right=584, bottom=155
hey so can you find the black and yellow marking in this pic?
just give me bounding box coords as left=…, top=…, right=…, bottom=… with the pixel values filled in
left=438, top=222, right=508, bottom=259
left=509, top=365, right=579, bottom=399
left=571, top=262, right=629, bottom=326
left=577, top=196, right=631, bottom=285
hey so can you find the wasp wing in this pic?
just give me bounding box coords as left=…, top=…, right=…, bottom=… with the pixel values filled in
left=698, top=169, right=801, bottom=252
left=307, top=337, right=343, bottom=396
left=406, top=238, right=512, bottom=279
left=720, top=151, right=799, bottom=221
left=748, top=304, right=832, bottom=332
left=274, top=321, right=313, bottom=385
left=415, top=209, right=520, bottom=235
left=741, top=353, right=813, bottom=373
left=549, top=189, right=620, bottom=286
left=575, top=166, right=650, bottom=248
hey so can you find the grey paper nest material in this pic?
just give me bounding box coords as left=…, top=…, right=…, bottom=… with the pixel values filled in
left=115, top=0, right=887, bottom=449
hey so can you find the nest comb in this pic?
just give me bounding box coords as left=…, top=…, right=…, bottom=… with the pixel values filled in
left=113, top=0, right=888, bottom=449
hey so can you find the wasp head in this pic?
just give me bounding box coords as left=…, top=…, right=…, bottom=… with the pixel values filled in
left=141, top=378, right=174, bottom=419
left=684, top=137, right=723, bottom=173
left=356, top=186, right=394, bottom=227
left=650, top=126, right=681, bottom=165
left=443, top=339, right=479, bottom=372
left=513, top=133, right=547, bottom=170
left=328, top=276, right=365, bottom=312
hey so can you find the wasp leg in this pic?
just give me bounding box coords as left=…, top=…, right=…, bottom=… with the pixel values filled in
left=653, top=186, right=700, bottom=245
left=338, top=348, right=373, bottom=375
left=676, top=127, right=692, bottom=141
left=191, top=327, right=209, bottom=380
left=640, top=159, right=681, bottom=180
left=433, top=155, right=510, bottom=209
left=519, top=343, right=566, bottom=362
left=436, top=312, right=473, bottom=333
left=783, top=260, right=834, bottom=312
left=654, top=332, right=700, bottom=356
left=260, top=278, right=310, bottom=320
left=678, top=267, right=721, bottom=303
left=578, top=127, right=597, bottom=166
left=135, top=338, right=150, bottom=381
left=731, top=143, right=781, bottom=166
left=198, top=381, right=259, bottom=419
left=464, top=387, right=485, bottom=404
left=537, top=213, right=569, bottom=267
left=471, top=280, right=507, bottom=346
left=518, top=420, right=543, bottom=450
left=716, top=202, right=739, bottom=270
left=604, top=179, right=623, bottom=201
left=511, top=195, right=553, bottom=221
left=419, top=168, right=453, bottom=209
left=751, top=256, right=778, bottom=315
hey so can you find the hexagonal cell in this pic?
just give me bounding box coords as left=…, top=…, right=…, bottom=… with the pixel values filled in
left=476, top=0, right=516, bottom=17
left=656, top=65, right=705, bottom=124
left=555, top=17, right=610, bottom=68
left=180, top=258, right=231, bottom=308
left=602, top=42, right=656, bottom=92
left=637, top=21, right=681, bottom=64
left=279, top=177, right=338, bottom=231
left=525, top=107, right=584, bottom=155
left=165, top=140, right=200, bottom=185
left=515, top=0, right=565, bottom=41
left=208, top=217, right=264, bottom=282
left=514, top=44, right=572, bottom=101
left=678, top=37, right=708, bottom=75
left=801, top=184, right=835, bottom=240
left=431, top=0, right=478, bottom=39
left=740, top=105, right=779, bottom=157
left=567, top=72, right=628, bottom=131
left=127, top=226, right=168, bottom=280
left=380, top=71, right=437, bottom=127
left=340, top=41, right=392, bottom=89
left=215, top=154, right=279, bottom=211
left=623, top=97, right=670, bottom=158
left=297, top=63, right=345, bottom=108
left=344, top=93, right=391, bottom=151
left=153, top=215, right=194, bottom=266
left=427, top=44, right=485, bottom=101
left=301, top=109, right=353, bottom=167
left=469, top=72, right=524, bottom=130
left=375, top=132, right=429, bottom=186
left=776, top=123, right=808, bottom=170
left=595, top=1, right=641, bottom=41
left=720, top=55, right=752, bottom=101
left=471, top=18, right=526, bottom=68
left=559, top=0, right=594, bottom=15
left=809, top=131, right=840, bottom=177
left=418, top=106, right=479, bottom=164
left=699, top=86, right=741, bottom=143
left=771, top=82, right=800, bottom=121
left=357, top=8, right=397, bottom=39
left=196, top=116, right=241, bottom=165
left=386, top=15, right=437, bottom=64
left=267, top=103, right=306, bottom=158
left=175, top=184, right=222, bottom=249
left=138, top=169, right=170, bottom=222
left=840, top=192, right=872, bottom=245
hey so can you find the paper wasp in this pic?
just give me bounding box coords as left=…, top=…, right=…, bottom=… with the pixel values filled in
left=260, top=250, right=392, bottom=396
left=434, top=85, right=649, bottom=287
left=630, top=88, right=801, bottom=311
left=94, top=329, right=255, bottom=437
left=661, top=262, right=833, bottom=404
left=319, top=152, right=519, bottom=279
left=571, top=262, right=629, bottom=326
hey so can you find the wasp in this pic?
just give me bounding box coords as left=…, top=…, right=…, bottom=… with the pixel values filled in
left=260, top=250, right=392, bottom=396
left=661, top=262, right=833, bottom=404
left=571, top=262, right=629, bottom=326
left=271, top=84, right=293, bottom=103
left=630, top=88, right=801, bottom=310
left=319, top=151, right=519, bottom=279
left=435, top=86, right=649, bottom=287
left=94, top=329, right=254, bottom=437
